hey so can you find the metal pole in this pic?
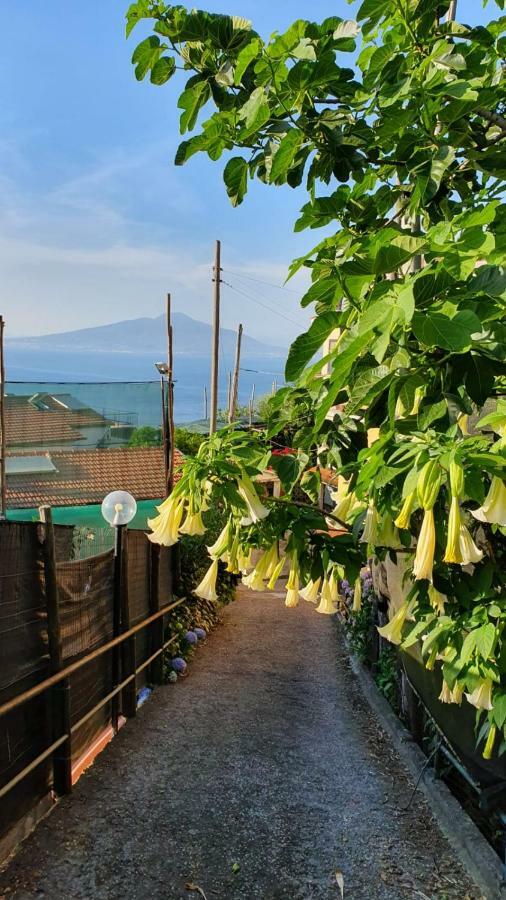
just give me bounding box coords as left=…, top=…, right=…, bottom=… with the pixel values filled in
left=228, top=323, right=243, bottom=424
left=112, top=523, right=125, bottom=731
left=0, top=317, right=6, bottom=519
left=204, top=386, right=208, bottom=421
left=160, top=376, right=168, bottom=491
left=210, top=239, right=221, bottom=434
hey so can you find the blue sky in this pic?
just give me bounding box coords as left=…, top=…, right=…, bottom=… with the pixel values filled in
left=0, top=0, right=489, bottom=343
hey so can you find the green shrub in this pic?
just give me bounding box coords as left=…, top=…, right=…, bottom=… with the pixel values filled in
left=174, top=427, right=206, bottom=457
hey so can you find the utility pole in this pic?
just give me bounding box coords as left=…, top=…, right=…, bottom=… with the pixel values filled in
left=166, top=293, right=175, bottom=493
left=249, top=383, right=255, bottom=427
left=0, top=317, right=6, bottom=519
left=209, top=239, right=221, bottom=434
left=228, top=323, right=243, bottom=424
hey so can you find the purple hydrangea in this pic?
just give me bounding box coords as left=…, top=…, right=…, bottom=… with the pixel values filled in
left=171, top=657, right=187, bottom=673
left=184, top=631, right=199, bottom=645
left=194, top=627, right=207, bottom=640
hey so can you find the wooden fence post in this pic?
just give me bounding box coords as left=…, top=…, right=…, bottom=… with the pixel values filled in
left=39, top=505, right=72, bottom=795
left=149, top=543, right=164, bottom=685
left=119, top=529, right=136, bottom=719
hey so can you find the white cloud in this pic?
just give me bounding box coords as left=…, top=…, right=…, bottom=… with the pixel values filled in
left=0, top=137, right=311, bottom=344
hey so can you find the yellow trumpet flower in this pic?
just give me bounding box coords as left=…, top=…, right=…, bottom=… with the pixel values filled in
left=237, top=476, right=270, bottom=523
left=443, top=497, right=463, bottom=564
left=299, top=578, right=321, bottom=603
left=194, top=558, right=219, bottom=602
left=428, top=584, right=446, bottom=616
left=394, top=491, right=416, bottom=530
left=315, top=579, right=337, bottom=615
left=361, top=500, right=378, bottom=544
left=326, top=569, right=339, bottom=603
left=352, top=578, right=362, bottom=612
left=377, top=600, right=409, bottom=645
left=267, top=557, right=285, bottom=590
left=207, top=521, right=232, bottom=559
left=179, top=510, right=206, bottom=536
left=472, top=477, right=506, bottom=527
left=483, top=724, right=497, bottom=760
left=465, top=678, right=493, bottom=711
left=285, top=575, right=299, bottom=608
left=438, top=681, right=453, bottom=704
left=413, top=508, right=436, bottom=582
left=458, top=525, right=483, bottom=565
left=148, top=498, right=184, bottom=546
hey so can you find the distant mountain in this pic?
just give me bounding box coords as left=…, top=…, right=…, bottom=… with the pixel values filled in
left=8, top=313, right=286, bottom=358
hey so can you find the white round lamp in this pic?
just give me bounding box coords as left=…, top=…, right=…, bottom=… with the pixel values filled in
left=101, top=491, right=137, bottom=527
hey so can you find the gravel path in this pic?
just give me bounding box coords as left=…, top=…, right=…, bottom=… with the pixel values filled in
left=0, top=588, right=482, bottom=900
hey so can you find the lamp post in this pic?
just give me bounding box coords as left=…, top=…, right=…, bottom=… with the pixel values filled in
left=101, top=491, right=137, bottom=726
left=155, top=361, right=171, bottom=491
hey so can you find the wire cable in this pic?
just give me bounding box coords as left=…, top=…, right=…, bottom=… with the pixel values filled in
left=222, top=280, right=307, bottom=330
left=222, top=268, right=300, bottom=295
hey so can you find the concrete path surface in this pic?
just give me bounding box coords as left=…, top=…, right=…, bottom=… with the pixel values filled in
left=0, top=588, right=481, bottom=900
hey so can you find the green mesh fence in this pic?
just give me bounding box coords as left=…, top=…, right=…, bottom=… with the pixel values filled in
left=4, top=382, right=169, bottom=532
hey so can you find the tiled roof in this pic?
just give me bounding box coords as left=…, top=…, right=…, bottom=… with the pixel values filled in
left=6, top=447, right=183, bottom=509
left=5, top=395, right=109, bottom=447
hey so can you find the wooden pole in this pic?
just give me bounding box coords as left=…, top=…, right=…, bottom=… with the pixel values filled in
left=228, top=323, right=243, bottom=424
left=209, top=239, right=221, bottom=434
left=149, top=543, right=164, bottom=685
left=249, top=383, right=255, bottom=427
left=39, top=505, right=72, bottom=795
left=166, top=293, right=175, bottom=494
left=160, top=376, right=168, bottom=490
left=226, top=371, right=232, bottom=417
left=0, top=317, right=6, bottom=520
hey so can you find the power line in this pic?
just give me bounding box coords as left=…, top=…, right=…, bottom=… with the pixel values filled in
left=222, top=280, right=307, bottom=330
left=222, top=268, right=300, bottom=295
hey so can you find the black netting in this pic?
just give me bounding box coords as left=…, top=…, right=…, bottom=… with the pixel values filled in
left=0, top=522, right=50, bottom=841
left=0, top=519, right=175, bottom=842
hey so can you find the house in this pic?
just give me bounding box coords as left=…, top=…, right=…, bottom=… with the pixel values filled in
left=6, top=447, right=183, bottom=510
left=4, top=393, right=137, bottom=450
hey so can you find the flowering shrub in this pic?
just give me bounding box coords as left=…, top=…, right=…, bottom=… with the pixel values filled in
left=128, top=1, right=506, bottom=758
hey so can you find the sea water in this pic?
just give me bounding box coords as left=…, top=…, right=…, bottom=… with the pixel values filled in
left=4, top=346, right=286, bottom=426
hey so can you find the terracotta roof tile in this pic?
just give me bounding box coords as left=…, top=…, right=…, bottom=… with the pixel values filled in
left=6, top=447, right=184, bottom=509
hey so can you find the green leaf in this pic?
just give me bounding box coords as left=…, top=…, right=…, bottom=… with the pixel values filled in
left=300, top=469, right=321, bottom=503
left=347, top=365, right=391, bottom=414
left=357, top=0, right=391, bottom=24
left=270, top=130, right=304, bottom=184
left=285, top=312, right=340, bottom=381
left=412, top=310, right=481, bottom=352
left=474, top=623, right=496, bottom=661
left=223, top=157, right=248, bottom=206
left=234, top=38, right=260, bottom=85
left=269, top=452, right=307, bottom=492
left=373, top=236, right=426, bottom=275
left=239, top=86, right=270, bottom=133
left=493, top=694, right=506, bottom=729
left=427, top=145, right=455, bottom=200
left=150, top=56, right=176, bottom=85
left=132, top=35, right=162, bottom=80
left=333, top=19, right=360, bottom=39
left=178, top=80, right=211, bottom=134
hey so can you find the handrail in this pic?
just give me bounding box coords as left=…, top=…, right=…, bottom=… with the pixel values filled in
left=0, top=597, right=184, bottom=720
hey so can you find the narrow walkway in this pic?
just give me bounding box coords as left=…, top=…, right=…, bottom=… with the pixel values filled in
left=0, top=589, right=480, bottom=900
